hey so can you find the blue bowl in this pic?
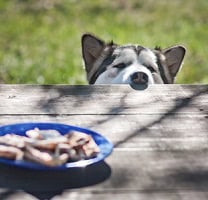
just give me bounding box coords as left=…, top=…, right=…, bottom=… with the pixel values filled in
left=0, top=122, right=113, bottom=170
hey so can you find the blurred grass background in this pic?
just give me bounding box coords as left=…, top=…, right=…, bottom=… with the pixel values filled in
left=0, top=0, right=207, bottom=84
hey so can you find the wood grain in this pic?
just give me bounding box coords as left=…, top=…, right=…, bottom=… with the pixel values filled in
left=0, top=84, right=208, bottom=199
left=0, top=84, right=207, bottom=115
left=0, top=114, right=207, bottom=151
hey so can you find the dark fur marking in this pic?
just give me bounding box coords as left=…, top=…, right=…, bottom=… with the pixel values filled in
left=89, top=45, right=116, bottom=84
left=155, top=52, right=172, bottom=84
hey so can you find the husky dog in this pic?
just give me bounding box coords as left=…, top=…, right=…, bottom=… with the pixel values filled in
left=82, top=33, right=186, bottom=86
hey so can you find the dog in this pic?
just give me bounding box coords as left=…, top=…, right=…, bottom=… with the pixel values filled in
left=81, top=33, right=186, bottom=86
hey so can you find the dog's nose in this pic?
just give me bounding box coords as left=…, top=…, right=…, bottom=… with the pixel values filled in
left=131, top=72, right=149, bottom=84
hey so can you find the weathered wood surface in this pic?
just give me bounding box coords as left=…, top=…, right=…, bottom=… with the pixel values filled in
left=0, top=84, right=207, bottom=115
left=0, top=84, right=208, bottom=200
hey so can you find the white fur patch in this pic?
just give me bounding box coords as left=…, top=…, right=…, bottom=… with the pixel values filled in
left=94, top=47, right=157, bottom=85
left=138, top=49, right=157, bottom=68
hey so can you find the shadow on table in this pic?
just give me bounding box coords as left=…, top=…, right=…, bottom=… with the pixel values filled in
left=0, top=161, right=111, bottom=200
left=114, top=85, right=208, bottom=147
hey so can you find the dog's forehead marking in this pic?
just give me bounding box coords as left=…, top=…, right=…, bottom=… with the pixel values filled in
left=138, top=49, right=158, bottom=67
left=113, top=45, right=158, bottom=68
left=113, top=45, right=138, bottom=60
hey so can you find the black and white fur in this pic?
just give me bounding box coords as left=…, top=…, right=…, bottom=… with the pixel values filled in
left=82, top=33, right=186, bottom=86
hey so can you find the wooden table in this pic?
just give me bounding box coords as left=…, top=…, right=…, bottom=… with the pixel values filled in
left=0, top=84, right=208, bottom=200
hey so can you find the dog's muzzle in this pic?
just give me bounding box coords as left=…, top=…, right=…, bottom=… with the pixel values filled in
left=130, top=72, right=149, bottom=85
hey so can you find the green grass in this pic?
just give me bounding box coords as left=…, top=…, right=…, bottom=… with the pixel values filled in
left=0, top=0, right=207, bottom=84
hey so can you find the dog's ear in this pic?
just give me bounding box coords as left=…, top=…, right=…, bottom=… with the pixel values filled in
left=82, top=34, right=105, bottom=73
left=163, top=46, right=186, bottom=79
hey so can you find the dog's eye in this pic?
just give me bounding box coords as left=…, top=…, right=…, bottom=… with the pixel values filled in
left=146, top=66, right=156, bottom=73
left=113, top=63, right=126, bottom=69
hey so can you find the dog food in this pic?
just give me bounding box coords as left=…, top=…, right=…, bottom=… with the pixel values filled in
left=0, top=129, right=100, bottom=167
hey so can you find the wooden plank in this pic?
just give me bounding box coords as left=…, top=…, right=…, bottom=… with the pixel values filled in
left=77, top=151, right=208, bottom=192
left=0, top=114, right=207, bottom=151
left=3, top=189, right=208, bottom=200
left=1, top=151, right=208, bottom=199
left=52, top=191, right=208, bottom=200
left=2, top=190, right=208, bottom=200
left=105, top=150, right=208, bottom=191
left=0, top=85, right=207, bottom=115
left=0, top=85, right=207, bottom=200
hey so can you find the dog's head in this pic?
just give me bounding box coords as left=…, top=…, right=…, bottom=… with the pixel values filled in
left=82, top=33, right=186, bottom=86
